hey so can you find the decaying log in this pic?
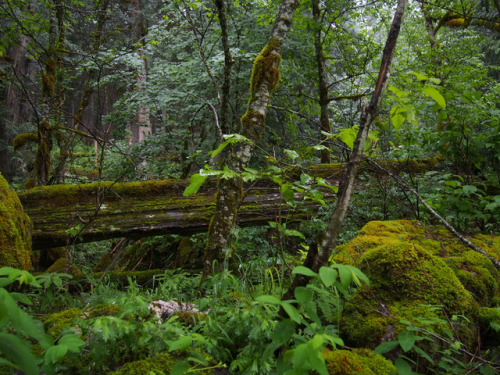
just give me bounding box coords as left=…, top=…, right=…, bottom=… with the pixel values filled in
left=19, top=158, right=440, bottom=250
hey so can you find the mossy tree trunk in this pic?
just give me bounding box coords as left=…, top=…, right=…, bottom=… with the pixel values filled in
left=203, top=0, right=300, bottom=276
left=36, top=0, right=65, bottom=186
left=53, top=0, right=110, bottom=184
left=284, top=0, right=408, bottom=300
left=312, top=0, right=331, bottom=164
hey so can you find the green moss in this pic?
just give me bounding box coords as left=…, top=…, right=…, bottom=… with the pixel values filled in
left=13, top=132, right=38, bottom=152
left=87, top=303, right=122, bottom=318
left=249, top=37, right=281, bottom=95
left=323, top=348, right=396, bottom=375
left=41, top=308, right=82, bottom=338
left=0, top=172, right=32, bottom=270
left=46, top=257, right=84, bottom=278
left=108, top=351, right=215, bottom=375
left=336, top=220, right=498, bottom=354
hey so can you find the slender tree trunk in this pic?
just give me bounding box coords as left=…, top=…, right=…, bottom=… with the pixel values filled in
left=312, top=0, right=331, bottom=164
left=36, top=0, right=65, bottom=186
left=283, top=0, right=408, bottom=299
left=53, top=0, right=110, bottom=183
left=128, top=0, right=151, bottom=145
left=203, top=0, right=300, bottom=276
left=214, top=0, right=234, bottom=135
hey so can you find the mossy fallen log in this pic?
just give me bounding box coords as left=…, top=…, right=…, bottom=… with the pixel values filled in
left=20, top=158, right=441, bottom=250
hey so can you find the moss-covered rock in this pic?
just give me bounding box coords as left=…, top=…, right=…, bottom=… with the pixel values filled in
left=334, top=220, right=499, bottom=351
left=46, top=257, right=84, bottom=278
left=0, top=172, right=32, bottom=270
left=108, top=351, right=217, bottom=375
left=323, top=348, right=397, bottom=374
left=41, top=308, right=83, bottom=338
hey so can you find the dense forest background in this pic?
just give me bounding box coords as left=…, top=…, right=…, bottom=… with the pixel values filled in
left=1, top=0, right=500, bottom=374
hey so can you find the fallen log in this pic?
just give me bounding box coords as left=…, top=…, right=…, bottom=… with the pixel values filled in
left=20, top=158, right=440, bottom=250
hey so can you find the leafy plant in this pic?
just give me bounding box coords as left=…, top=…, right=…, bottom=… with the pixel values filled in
left=0, top=267, right=84, bottom=375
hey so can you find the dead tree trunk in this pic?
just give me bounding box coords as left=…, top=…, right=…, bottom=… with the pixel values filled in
left=283, top=0, right=408, bottom=300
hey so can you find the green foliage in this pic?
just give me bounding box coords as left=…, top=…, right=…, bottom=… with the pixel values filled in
left=0, top=267, right=84, bottom=375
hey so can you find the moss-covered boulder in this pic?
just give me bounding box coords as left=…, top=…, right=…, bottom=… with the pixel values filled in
left=323, top=348, right=397, bottom=374
left=0, top=172, right=32, bottom=270
left=334, top=220, right=499, bottom=350
left=108, top=351, right=217, bottom=375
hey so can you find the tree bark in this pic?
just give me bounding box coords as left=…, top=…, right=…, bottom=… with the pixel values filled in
left=202, top=0, right=300, bottom=276
left=312, top=0, right=331, bottom=164
left=283, top=0, right=408, bottom=300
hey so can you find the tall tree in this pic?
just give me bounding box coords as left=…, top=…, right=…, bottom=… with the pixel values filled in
left=202, top=0, right=301, bottom=276
left=284, top=0, right=408, bottom=298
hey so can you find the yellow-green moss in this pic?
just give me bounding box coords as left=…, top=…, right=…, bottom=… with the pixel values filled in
left=41, top=307, right=82, bottom=338
left=0, top=172, right=32, bottom=270
left=13, top=132, right=38, bottom=152
left=335, top=220, right=499, bottom=353
left=108, top=351, right=215, bottom=375
left=46, top=257, right=84, bottom=278
left=323, top=348, right=396, bottom=375
left=249, top=37, right=281, bottom=95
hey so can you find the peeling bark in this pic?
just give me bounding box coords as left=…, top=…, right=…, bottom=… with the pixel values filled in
left=283, top=0, right=408, bottom=300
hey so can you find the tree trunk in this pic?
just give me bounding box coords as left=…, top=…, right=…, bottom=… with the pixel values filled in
left=128, top=0, right=152, bottom=145
left=283, top=0, right=408, bottom=300
left=312, top=0, right=331, bottom=164
left=203, top=0, right=300, bottom=276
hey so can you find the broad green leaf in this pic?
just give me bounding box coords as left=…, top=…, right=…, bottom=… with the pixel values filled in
left=294, top=287, right=313, bottom=304
left=281, top=183, right=295, bottom=203
left=283, top=229, right=305, bottom=239
left=170, top=360, right=189, bottom=375
left=183, top=174, right=208, bottom=196
left=422, top=86, right=446, bottom=108
left=398, top=330, right=417, bottom=352
left=0, top=333, right=38, bottom=375
left=373, top=340, right=398, bottom=354
left=9, top=292, right=32, bottom=305
left=58, top=334, right=85, bottom=353
left=409, top=71, right=429, bottom=81
left=255, top=295, right=281, bottom=305
left=462, top=185, right=477, bottom=196
left=280, top=301, right=301, bottom=323
left=394, top=358, right=412, bottom=375
left=391, top=111, right=405, bottom=129
left=339, top=127, right=358, bottom=149
left=285, top=149, right=299, bottom=161
left=319, top=267, right=337, bottom=287
left=45, top=345, right=68, bottom=364
left=331, top=264, right=351, bottom=287
left=168, top=336, right=193, bottom=352
left=271, top=319, right=295, bottom=346
left=414, top=345, right=434, bottom=364
left=292, top=266, right=318, bottom=277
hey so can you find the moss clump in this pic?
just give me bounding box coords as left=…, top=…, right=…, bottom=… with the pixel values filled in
left=108, top=351, right=215, bottom=375
left=323, top=348, right=396, bottom=375
left=87, top=303, right=122, bottom=318
left=249, top=37, right=282, bottom=96
left=13, top=132, right=38, bottom=152
left=41, top=308, right=82, bottom=338
left=334, top=220, right=498, bottom=353
left=0, top=172, right=32, bottom=270
left=46, top=257, right=84, bottom=278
